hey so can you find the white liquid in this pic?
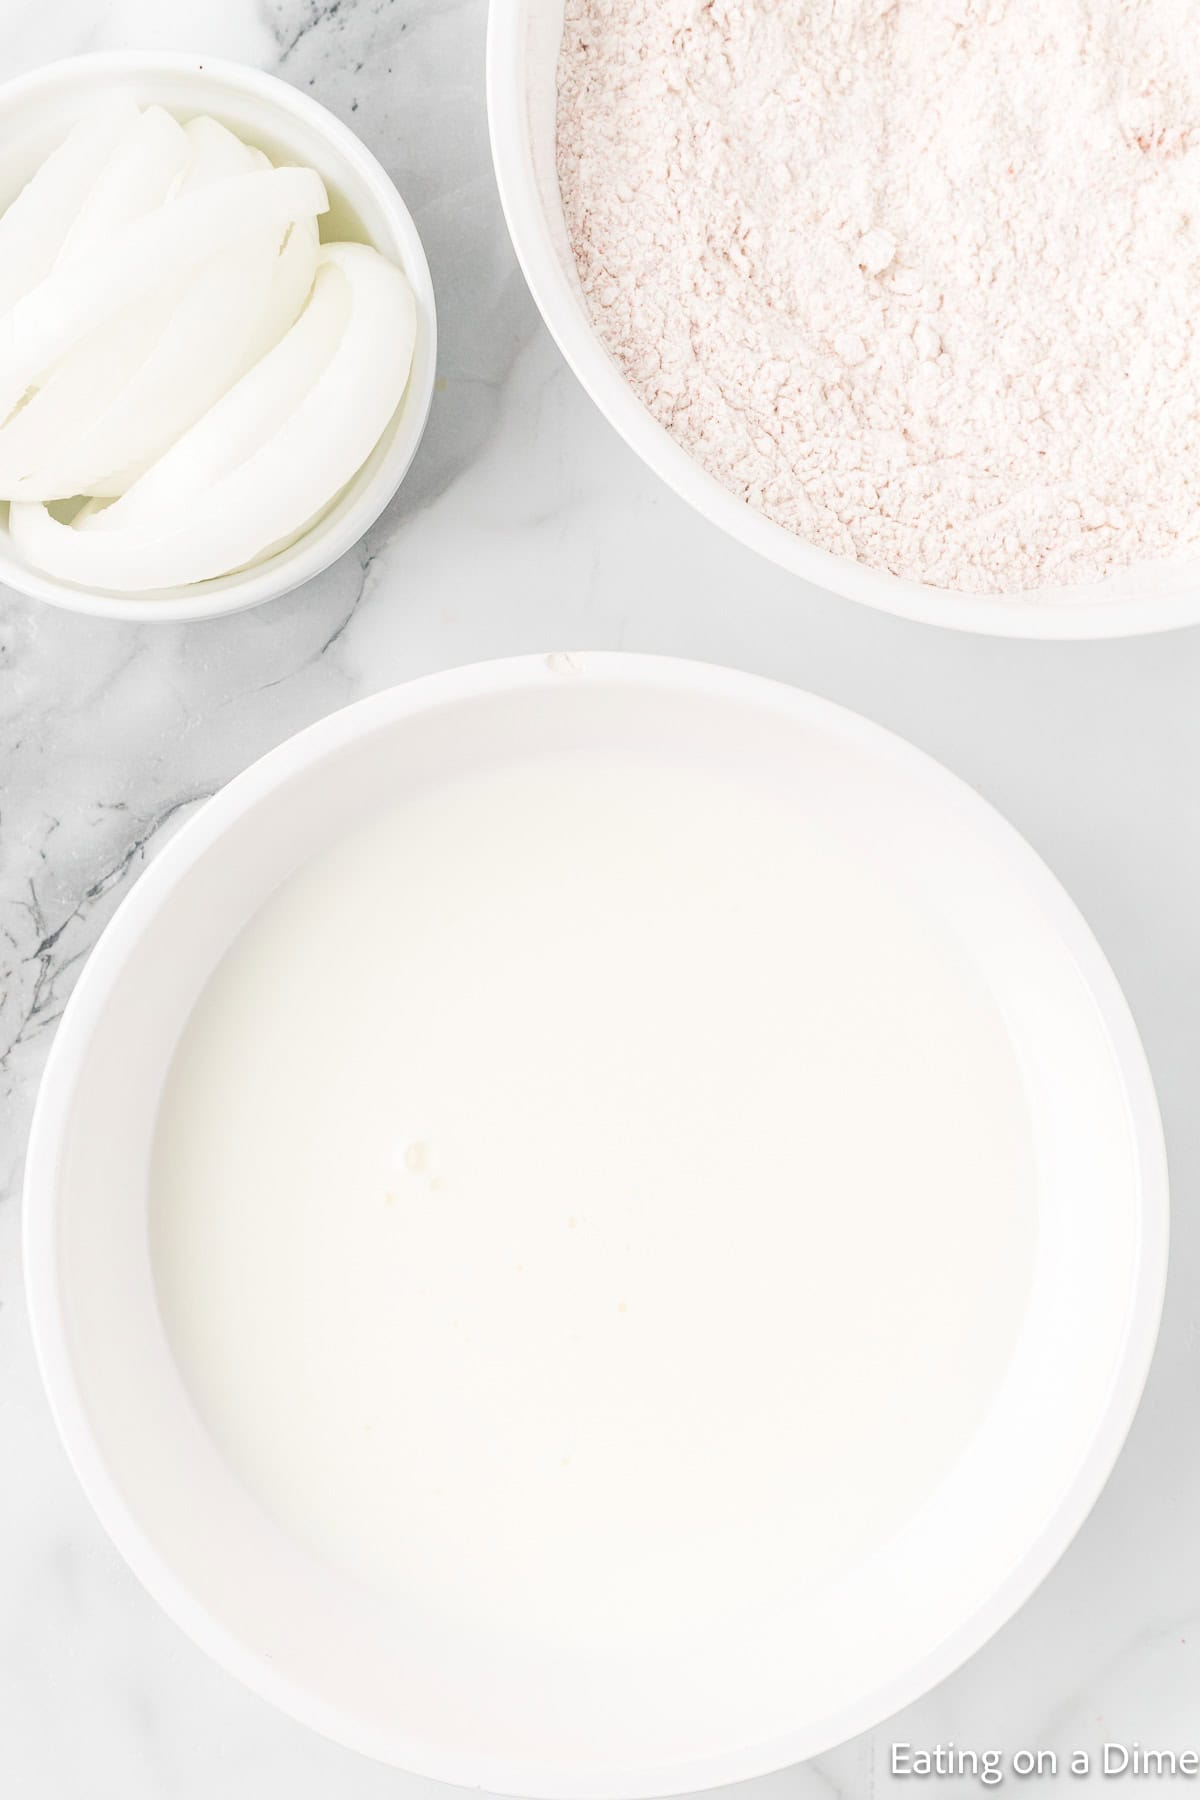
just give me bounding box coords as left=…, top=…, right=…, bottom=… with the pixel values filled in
left=151, top=754, right=1036, bottom=1646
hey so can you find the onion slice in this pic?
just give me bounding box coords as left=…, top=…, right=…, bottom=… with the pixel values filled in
left=0, top=287, right=186, bottom=496
left=11, top=245, right=417, bottom=591
left=15, top=219, right=320, bottom=502
left=0, top=116, right=319, bottom=500
left=0, top=165, right=328, bottom=419
left=55, top=105, right=189, bottom=266
left=0, top=99, right=139, bottom=316
left=83, top=237, right=348, bottom=532
left=0, top=107, right=204, bottom=497
left=171, top=116, right=260, bottom=192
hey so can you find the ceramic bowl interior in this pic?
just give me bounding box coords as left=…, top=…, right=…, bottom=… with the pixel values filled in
left=486, top=0, right=1200, bottom=638
left=25, top=655, right=1166, bottom=1797
left=0, top=52, right=436, bottom=621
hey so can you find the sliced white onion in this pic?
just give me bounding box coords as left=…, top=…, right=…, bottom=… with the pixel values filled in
left=69, top=496, right=110, bottom=525
left=0, top=107, right=203, bottom=495
left=240, top=214, right=321, bottom=361
left=0, top=99, right=138, bottom=317
left=0, top=286, right=185, bottom=495
left=171, top=115, right=259, bottom=194
left=0, top=111, right=290, bottom=500
left=21, top=218, right=320, bottom=502
left=12, top=245, right=417, bottom=591
left=84, top=237, right=347, bottom=532
left=55, top=105, right=189, bottom=266
left=0, top=165, right=328, bottom=420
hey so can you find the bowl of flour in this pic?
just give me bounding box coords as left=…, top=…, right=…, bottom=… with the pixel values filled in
left=488, top=0, right=1200, bottom=636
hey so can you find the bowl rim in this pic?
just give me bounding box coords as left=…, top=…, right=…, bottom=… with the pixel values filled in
left=486, top=0, right=1200, bottom=641
left=0, top=50, right=437, bottom=623
left=23, top=652, right=1168, bottom=1796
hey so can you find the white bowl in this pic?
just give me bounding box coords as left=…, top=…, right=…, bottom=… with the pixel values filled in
left=25, top=653, right=1166, bottom=1795
left=487, top=0, right=1200, bottom=639
left=0, top=53, right=436, bottom=622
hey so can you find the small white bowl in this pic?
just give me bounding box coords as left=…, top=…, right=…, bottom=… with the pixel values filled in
left=487, top=0, right=1200, bottom=639
left=0, top=53, right=436, bottom=622
left=25, top=654, right=1166, bottom=1795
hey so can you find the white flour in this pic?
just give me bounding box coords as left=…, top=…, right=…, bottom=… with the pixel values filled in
left=557, top=0, right=1200, bottom=594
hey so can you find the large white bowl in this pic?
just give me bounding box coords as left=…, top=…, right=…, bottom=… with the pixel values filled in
left=0, top=53, right=436, bottom=623
left=487, top=0, right=1200, bottom=639
left=25, top=654, right=1166, bottom=1795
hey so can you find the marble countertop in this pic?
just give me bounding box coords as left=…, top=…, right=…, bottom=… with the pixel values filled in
left=2, top=2, right=1199, bottom=1795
